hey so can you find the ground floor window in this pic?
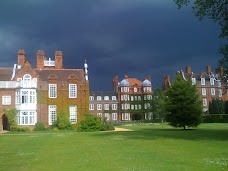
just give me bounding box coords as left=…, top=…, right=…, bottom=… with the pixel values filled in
left=69, top=105, right=77, bottom=124
left=49, top=105, right=57, bottom=125
left=112, top=113, right=117, bottom=121
left=105, top=113, right=110, bottom=120
left=17, top=111, right=36, bottom=125
left=122, top=113, right=130, bottom=121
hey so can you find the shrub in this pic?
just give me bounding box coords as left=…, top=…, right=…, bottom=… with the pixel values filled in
left=5, top=108, right=17, bottom=131
left=100, top=118, right=115, bottom=131
left=35, top=121, right=46, bottom=131
left=78, top=114, right=102, bottom=132
left=203, top=114, right=228, bottom=123
left=51, top=110, right=73, bottom=130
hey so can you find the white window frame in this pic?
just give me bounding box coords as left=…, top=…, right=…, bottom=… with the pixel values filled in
left=134, top=87, right=137, bottom=92
left=89, top=96, right=94, bottom=101
left=218, top=89, right=222, bottom=97
left=202, top=88, right=206, bottom=96
left=69, top=105, right=77, bottom=124
left=210, top=78, right=215, bottom=85
left=211, top=88, right=215, bottom=96
left=97, top=96, right=102, bottom=100
left=49, top=105, right=57, bottom=125
left=97, top=104, right=102, bottom=110
left=104, top=104, right=109, bottom=110
left=112, top=113, right=117, bottom=120
left=105, top=113, right=110, bottom=120
left=104, top=96, right=109, bottom=100
left=112, top=104, right=117, bottom=110
left=192, top=78, right=196, bottom=85
left=218, top=81, right=221, bottom=87
left=69, top=84, right=77, bottom=98
left=203, top=98, right=207, bottom=106
left=201, top=78, right=205, bottom=85
left=17, top=111, right=36, bottom=125
left=97, top=113, right=102, bottom=118
left=2, top=96, right=11, bottom=105
left=112, top=96, right=116, bottom=100
left=89, top=104, right=94, bottom=110
left=49, top=84, right=57, bottom=98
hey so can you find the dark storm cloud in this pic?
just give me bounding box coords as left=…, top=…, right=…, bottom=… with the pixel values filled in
left=0, top=0, right=221, bottom=90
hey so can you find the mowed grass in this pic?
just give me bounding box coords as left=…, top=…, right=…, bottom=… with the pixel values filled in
left=0, top=123, right=228, bottom=171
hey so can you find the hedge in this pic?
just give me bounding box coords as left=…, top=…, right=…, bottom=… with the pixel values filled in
left=203, top=114, right=228, bottom=123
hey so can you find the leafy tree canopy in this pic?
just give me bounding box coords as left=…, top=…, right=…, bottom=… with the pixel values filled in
left=164, top=74, right=203, bottom=129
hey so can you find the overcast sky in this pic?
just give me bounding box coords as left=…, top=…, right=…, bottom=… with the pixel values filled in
left=0, top=0, right=222, bottom=91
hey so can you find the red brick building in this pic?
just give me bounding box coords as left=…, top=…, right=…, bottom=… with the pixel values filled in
left=163, top=65, right=226, bottom=113
left=113, top=75, right=153, bottom=121
left=0, top=50, right=89, bottom=131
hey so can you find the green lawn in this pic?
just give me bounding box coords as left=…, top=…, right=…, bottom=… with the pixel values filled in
left=0, top=123, right=228, bottom=171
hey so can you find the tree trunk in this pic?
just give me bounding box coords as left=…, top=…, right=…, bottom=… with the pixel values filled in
left=183, top=125, right=186, bottom=130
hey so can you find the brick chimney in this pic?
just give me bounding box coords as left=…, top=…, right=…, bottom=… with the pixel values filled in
left=113, top=76, right=119, bottom=93
left=186, top=66, right=192, bottom=74
left=207, top=65, right=211, bottom=75
left=146, top=76, right=151, bottom=81
left=36, top=50, right=45, bottom=69
left=124, top=74, right=128, bottom=79
left=55, top=51, right=63, bottom=69
left=17, top=49, right=26, bottom=67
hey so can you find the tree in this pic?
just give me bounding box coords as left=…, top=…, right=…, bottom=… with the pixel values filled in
left=151, top=88, right=166, bottom=121
left=164, top=74, right=203, bottom=129
left=209, top=99, right=225, bottom=114
left=174, top=0, right=228, bottom=71
left=5, top=108, right=17, bottom=131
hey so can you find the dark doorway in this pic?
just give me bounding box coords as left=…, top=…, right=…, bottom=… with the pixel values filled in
left=132, top=114, right=142, bottom=121
left=2, top=114, right=9, bottom=130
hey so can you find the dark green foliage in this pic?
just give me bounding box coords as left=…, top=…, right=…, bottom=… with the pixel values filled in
left=164, top=74, right=203, bottom=129
left=225, top=101, right=228, bottom=114
left=151, top=88, right=166, bottom=121
left=51, top=110, right=73, bottom=130
left=5, top=108, right=18, bottom=131
left=78, top=114, right=103, bottom=132
left=203, top=114, right=228, bottom=123
left=35, top=121, right=46, bottom=131
left=209, top=99, right=225, bottom=114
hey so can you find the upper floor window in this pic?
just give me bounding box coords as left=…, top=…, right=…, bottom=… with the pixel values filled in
left=89, top=104, right=94, bottom=110
left=2, top=96, right=11, bottom=105
left=69, top=84, right=77, bottom=98
left=97, top=104, right=102, bottom=110
left=112, top=96, right=116, bottom=100
left=104, top=96, right=109, bottom=100
left=202, top=88, right=206, bottom=96
left=211, top=88, right=215, bottom=96
left=192, top=78, right=196, bottom=85
left=210, top=78, right=215, bottom=85
left=90, top=96, right=94, bottom=101
left=218, top=81, right=221, bottom=87
left=112, top=104, right=117, bottom=110
left=124, top=87, right=129, bottom=92
left=138, top=96, right=141, bottom=101
left=218, top=89, right=222, bottom=97
left=23, top=74, right=32, bottom=87
left=144, top=87, right=151, bottom=92
left=134, top=87, right=137, bottom=92
left=97, top=96, right=102, bottom=100
left=104, top=104, right=109, bottom=110
left=49, top=84, right=57, bottom=98
left=201, top=78, right=205, bottom=85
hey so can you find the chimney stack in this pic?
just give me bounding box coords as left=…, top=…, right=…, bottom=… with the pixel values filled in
left=36, top=50, right=45, bottom=69
left=55, top=51, right=63, bottom=69
left=186, top=66, right=192, bottom=74
left=207, top=65, right=211, bottom=75
left=17, top=49, right=26, bottom=67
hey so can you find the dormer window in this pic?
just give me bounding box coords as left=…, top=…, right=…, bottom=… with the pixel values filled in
left=210, top=78, right=214, bottom=85
left=90, top=96, right=94, bottom=101
left=97, top=96, right=102, bottom=100
left=104, top=96, right=109, bottom=100
left=23, top=74, right=32, bottom=88
left=134, top=87, right=137, bottom=92
left=201, top=78, right=205, bottom=85
left=192, top=78, right=196, bottom=85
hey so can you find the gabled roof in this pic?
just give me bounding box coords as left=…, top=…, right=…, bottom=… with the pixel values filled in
left=127, top=78, right=142, bottom=87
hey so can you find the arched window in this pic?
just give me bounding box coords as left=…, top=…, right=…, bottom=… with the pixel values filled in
left=23, top=74, right=32, bottom=87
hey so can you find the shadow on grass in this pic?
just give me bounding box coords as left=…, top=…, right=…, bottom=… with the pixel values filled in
left=93, top=127, right=228, bottom=141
